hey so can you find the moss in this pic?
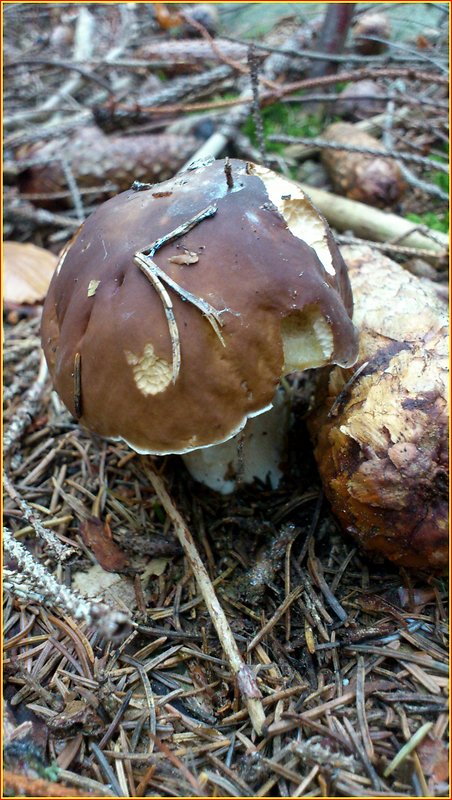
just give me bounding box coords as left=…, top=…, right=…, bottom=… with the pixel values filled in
left=406, top=211, right=449, bottom=234
left=244, top=101, right=324, bottom=153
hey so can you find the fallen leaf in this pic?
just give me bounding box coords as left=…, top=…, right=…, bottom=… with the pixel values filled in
left=71, top=563, right=136, bottom=610
left=3, top=241, right=58, bottom=305
left=417, top=734, right=449, bottom=793
left=142, top=557, right=169, bottom=578
left=79, top=516, right=129, bottom=572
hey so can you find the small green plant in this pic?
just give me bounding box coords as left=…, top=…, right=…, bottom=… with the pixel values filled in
left=428, top=156, right=449, bottom=195
left=407, top=153, right=449, bottom=233
left=244, top=101, right=324, bottom=153
left=406, top=211, right=449, bottom=234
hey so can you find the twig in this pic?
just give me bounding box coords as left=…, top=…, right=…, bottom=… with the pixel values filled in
left=248, top=44, right=267, bottom=165
left=3, top=354, right=49, bottom=456
left=135, top=204, right=228, bottom=382
left=5, top=57, right=113, bottom=91
left=282, top=91, right=449, bottom=111
left=336, top=234, right=447, bottom=262
left=382, top=85, right=448, bottom=201
left=298, top=183, right=448, bottom=264
left=4, top=528, right=131, bottom=640
left=60, top=155, right=85, bottom=222
left=2, top=771, right=97, bottom=798
left=278, top=66, right=449, bottom=95
left=269, top=133, right=449, bottom=175
left=144, top=464, right=266, bottom=735
left=222, top=33, right=448, bottom=67
left=134, top=255, right=181, bottom=383
left=3, top=471, right=74, bottom=561
left=4, top=203, right=80, bottom=235
left=41, top=7, right=95, bottom=112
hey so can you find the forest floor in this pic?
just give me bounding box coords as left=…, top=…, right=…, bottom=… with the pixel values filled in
left=3, top=3, right=449, bottom=797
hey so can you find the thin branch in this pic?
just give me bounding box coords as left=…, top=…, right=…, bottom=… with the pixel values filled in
left=135, top=204, right=229, bottom=382
left=3, top=353, right=49, bottom=456
left=382, top=87, right=448, bottom=200
left=134, top=254, right=181, bottom=383
left=268, top=133, right=449, bottom=176
left=144, top=464, right=266, bottom=736
left=4, top=528, right=132, bottom=640
left=3, top=471, right=74, bottom=561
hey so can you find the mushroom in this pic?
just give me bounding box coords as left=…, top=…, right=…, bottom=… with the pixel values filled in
left=352, top=12, right=391, bottom=55
left=307, top=245, right=449, bottom=573
left=41, top=159, right=358, bottom=492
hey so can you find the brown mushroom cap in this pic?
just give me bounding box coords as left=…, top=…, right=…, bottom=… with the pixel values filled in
left=41, top=159, right=358, bottom=455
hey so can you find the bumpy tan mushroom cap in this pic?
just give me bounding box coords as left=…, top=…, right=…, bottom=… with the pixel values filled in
left=41, top=159, right=358, bottom=455
left=308, top=245, right=448, bottom=573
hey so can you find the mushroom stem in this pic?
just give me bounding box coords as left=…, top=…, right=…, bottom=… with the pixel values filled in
left=181, top=389, right=291, bottom=493
left=145, top=465, right=266, bottom=736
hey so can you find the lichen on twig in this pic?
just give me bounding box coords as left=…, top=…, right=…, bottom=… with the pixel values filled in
left=4, top=527, right=131, bottom=640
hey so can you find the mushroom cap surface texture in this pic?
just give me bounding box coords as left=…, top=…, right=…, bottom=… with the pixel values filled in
left=308, top=245, right=449, bottom=573
left=41, top=159, right=358, bottom=455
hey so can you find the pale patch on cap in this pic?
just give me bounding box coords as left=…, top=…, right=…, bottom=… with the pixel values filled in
left=248, top=163, right=336, bottom=277
left=126, top=343, right=172, bottom=396
left=281, top=306, right=334, bottom=373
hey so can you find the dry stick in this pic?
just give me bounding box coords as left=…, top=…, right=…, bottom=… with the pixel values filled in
left=4, top=528, right=131, bottom=640
left=382, top=85, right=447, bottom=201
left=269, top=133, right=449, bottom=175
left=248, top=44, right=267, bottom=166
left=279, top=66, right=449, bottom=95
left=3, top=353, right=48, bottom=455
left=60, top=154, right=85, bottom=222
left=222, top=32, right=448, bottom=68
left=144, top=465, right=266, bottom=736
left=335, top=234, right=447, bottom=262
left=5, top=57, right=113, bottom=91
left=246, top=586, right=304, bottom=653
left=134, top=203, right=226, bottom=382
left=3, top=471, right=74, bottom=561
left=41, top=7, right=95, bottom=112
left=2, top=771, right=101, bottom=799
left=4, top=195, right=81, bottom=231
left=297, top=183, right=448, bottom=264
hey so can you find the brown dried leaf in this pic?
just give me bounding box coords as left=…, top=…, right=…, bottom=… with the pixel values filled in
left=3, top=241, right=58, bottom=305
left=417, top=734, right=449, bottom=793
left=79, top=516, right=129, bottom=572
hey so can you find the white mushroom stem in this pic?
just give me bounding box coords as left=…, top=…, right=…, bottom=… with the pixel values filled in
left=181, top=389, right=291, bottom=493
